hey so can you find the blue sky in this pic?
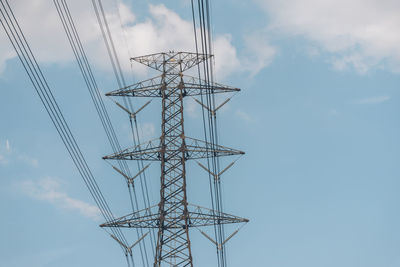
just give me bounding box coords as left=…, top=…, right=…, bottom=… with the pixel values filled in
left=1, top=0, right=400, bottom=266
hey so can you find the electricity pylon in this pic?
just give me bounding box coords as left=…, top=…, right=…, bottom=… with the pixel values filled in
left=101, top=51, right=248, bottom=266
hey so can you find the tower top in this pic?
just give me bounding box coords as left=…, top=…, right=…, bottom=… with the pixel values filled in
left=131, top=51, right=212, bottom=73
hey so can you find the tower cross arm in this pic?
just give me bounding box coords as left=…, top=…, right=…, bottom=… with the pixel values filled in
left=184, top=137, right=245, bottom=159
left=131, top=51, right=212, bottom=72
left=106, top=75, right=164, bottom=97
left=100, top=204, right=249, bottom=229
left=106, top=75, right=240, bottom=98
left=102, top=138, right=161, bottom=161
left=102, top=137, right=244, bottom=161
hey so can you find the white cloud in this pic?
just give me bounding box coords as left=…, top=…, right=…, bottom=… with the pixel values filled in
left=356, top=95, right=391, bottom=105
left=116, top=2, right=136, bottom=25
left=242, top=32, right=277, bottom=76
left=5, top=139, right=10, bottom=152
left=0, top=1, right=245, bottom=78
left=213, top=34, right=241, bottom=79
left=20, top=177, right=100, bottom=220
left=259, top=0, right=400, bottom=73
left=0, top=0, right=77, bottom=69
left=103, top=3, right=248, bottom=79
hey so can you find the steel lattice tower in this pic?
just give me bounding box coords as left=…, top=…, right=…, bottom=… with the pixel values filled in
left=101, top=51, right=248, bottom=266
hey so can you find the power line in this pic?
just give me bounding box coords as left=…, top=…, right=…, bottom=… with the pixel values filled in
left=53, top=1, right=152, bottom=266
left=1, top=1, right=249, bottom=266
left=191, top=0, right=232, bottom=265
left=0, top=0, right=128, bottom=253
left=91, top=0, right=156, bottom=263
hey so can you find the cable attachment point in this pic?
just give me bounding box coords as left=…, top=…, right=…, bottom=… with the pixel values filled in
left=110, top=232, right=149, bottom=256
left=196, top=161, right=235, bottom=181
left=112, top=163, right=151, bottom=185
left=112, top=98, right=152, bottom=120
left=193, top=96, right=232, bottom=116
left=197, top=223, right=246, bottom=250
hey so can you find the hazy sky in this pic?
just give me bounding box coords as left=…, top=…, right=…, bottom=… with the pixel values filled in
left=1, top=0, right=400, bottom=267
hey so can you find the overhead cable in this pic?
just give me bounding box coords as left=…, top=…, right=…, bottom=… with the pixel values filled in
left=0, top=0, right=128, bottom=255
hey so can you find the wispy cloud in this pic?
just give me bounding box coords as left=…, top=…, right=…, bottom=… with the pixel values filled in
left=356, top=95, right=391, bottom=105
left=19, top=177, right=100, bottom=221
left=259, top=0, right=400, bottom=73
left=5, top=139, right=10, bottom=152
left=0, top=139, right=38, bottom=167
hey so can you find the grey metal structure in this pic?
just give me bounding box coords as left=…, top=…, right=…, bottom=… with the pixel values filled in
left=102, top=51, right=248, bottom=267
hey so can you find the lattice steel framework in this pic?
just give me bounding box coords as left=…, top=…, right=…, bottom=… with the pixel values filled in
left=102, top=51, right=247, bottom=267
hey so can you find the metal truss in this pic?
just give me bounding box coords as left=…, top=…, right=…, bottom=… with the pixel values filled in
left=103, top=52, right=247, bottom=267
left=100, top=204, right=249, bottom=229
left=105, top=75, right=240, bottom=98
left=132, top=51, right=212, bottom=73
left=102, top=137, right=244, bottom=161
